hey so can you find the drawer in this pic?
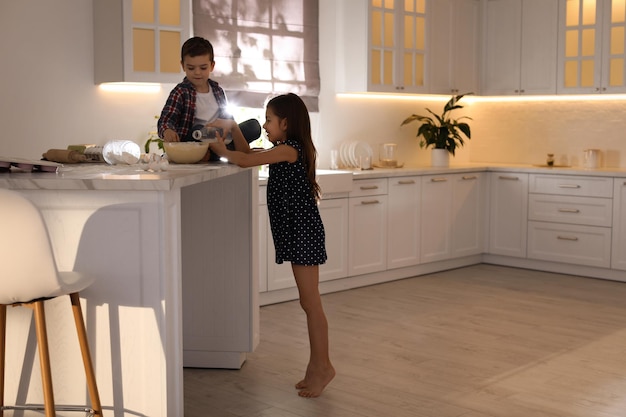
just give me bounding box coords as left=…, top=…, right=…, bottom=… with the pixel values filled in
left=527, top=221, right=611, bottom=268
left=529, top=174, right=613, bottom=197
left=350, top=178, right=388, bottom=197
left=528, top=194, right=612, bottom=227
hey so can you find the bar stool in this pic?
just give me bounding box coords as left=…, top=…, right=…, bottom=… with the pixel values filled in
left=0, top=189, right=102, bottom=416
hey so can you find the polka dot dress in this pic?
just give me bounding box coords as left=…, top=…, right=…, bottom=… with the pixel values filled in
left=267, top=139, right=327, bottom=266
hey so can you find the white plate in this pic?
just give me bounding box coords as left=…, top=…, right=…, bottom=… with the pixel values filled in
left=353, top=142, right=373, bottom=166
left=348, top=141, right=358, bottom=168
left=340, top=142, right=351, bottom=168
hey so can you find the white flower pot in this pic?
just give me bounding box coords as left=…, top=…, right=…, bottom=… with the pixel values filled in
left=431, top=148, right=450, bottom=167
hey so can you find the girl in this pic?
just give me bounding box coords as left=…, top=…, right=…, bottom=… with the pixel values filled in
left=209, top=93, right=335, bottom=398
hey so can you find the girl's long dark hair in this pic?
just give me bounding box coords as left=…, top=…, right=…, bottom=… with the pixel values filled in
left=267, top=93, right=321, bottom=200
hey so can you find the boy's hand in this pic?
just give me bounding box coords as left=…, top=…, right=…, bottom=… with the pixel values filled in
left=163, top=128, right=180, bottom=142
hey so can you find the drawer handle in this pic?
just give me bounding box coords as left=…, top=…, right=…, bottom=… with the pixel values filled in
left=431, top=178, right=448, bottom=182
left=360, top=185, right=379, bottom=190
left=558, top=208, right=581, bottom=213
left=361, top=199, right=380, bottom=205
left=398, top=180, right=416, bottom=185
left=558, top=184, right=581, bottom=189
left=499, top=175, right=519, bottom=180
left=557, top=235, right=579, bottom=241
left=462, top=175, right=477, bottom=180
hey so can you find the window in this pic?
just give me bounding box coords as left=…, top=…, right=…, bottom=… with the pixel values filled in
left=193, top=0, right=320, bottom=110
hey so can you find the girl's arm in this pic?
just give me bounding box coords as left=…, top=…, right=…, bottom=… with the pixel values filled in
left=209, top=125, right=297, bottom=168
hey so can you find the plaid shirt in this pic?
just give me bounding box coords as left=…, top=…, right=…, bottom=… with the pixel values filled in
left=158, top=78, right=232, bottom=141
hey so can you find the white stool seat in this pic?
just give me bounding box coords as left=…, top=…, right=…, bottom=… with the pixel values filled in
left=0, top=188, right=102, bottom=416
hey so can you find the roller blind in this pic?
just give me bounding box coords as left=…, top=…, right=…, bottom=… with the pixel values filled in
left=193, top=0, right=320, bottom=111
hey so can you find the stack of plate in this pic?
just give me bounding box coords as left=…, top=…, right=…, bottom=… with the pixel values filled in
left=339, top=141, right=373, bottom=168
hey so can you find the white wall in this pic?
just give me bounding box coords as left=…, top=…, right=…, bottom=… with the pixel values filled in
left=1, top=0, right=625, bottom=169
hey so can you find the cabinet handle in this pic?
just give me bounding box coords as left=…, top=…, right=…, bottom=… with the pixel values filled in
left=499, top=175, right=519, bottom=180
left=462, top=175, right=477, bottom=180
left=430, top=177, right=448, bottom=182
left=397, top=180, right=415, bottom=185
left=361, top=199, right=380, bottom=205
left=360, top=185, right=379, bottom=190
left=557, top=235, right=579, bottom=241
left=558, top=184, right=581, bottom=189
left=558, top=208, right=580, bottom=213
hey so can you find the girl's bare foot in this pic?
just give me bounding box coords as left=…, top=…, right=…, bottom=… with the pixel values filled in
left=297, top=365, right=335, bottom=398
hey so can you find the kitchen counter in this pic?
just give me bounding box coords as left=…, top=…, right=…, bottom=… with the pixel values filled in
left=0, top=162, right=259, bottom=417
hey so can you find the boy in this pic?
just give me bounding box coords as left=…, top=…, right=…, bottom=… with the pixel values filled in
left=158, top=37, right=259, bottom=150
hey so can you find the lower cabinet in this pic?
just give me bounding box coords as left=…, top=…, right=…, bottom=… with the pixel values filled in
left=613, top=180, right=626, bottom=270
left=420, top=172, right=485, bottom=263
left=489, top=172, right=529, bottom=257
left=387, top=176, right=421, bottom=269
left=348, top=178, right=388, bottom=276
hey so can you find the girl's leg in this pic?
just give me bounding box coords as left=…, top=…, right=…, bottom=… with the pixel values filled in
left=291, top=264, right=335, bottom=398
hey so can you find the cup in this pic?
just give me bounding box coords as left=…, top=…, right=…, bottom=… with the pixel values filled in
left=379, top=143, right=397, bottom=167
left=583, top=149, right=600, bottom=169
left=330, top=149, right=339, bottom=170
left=360, top=155, right=371, bottom=170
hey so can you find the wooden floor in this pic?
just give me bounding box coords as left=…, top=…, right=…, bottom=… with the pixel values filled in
left=184, top=264, right=626, bottom=417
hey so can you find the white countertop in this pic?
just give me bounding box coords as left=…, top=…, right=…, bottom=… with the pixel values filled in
left=0, top=162, right=249, bottom=191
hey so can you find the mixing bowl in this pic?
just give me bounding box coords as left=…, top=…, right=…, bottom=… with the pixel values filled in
left=163, top=141, right=209, bottom=164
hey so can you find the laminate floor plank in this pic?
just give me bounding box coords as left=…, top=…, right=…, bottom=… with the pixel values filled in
left=184, top=264, right=626, bottom=417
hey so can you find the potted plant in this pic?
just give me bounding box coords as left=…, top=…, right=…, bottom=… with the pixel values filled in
left=401, top=93, right=472, bottom=167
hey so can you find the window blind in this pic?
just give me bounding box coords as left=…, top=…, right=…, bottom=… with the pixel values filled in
left=193, top=0, right=320, bottom=111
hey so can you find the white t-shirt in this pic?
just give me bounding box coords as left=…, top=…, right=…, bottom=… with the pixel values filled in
left=194, top=87, right=219, bottom=126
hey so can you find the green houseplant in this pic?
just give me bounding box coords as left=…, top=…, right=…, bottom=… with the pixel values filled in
left=401, top=93, right=472, bottom=156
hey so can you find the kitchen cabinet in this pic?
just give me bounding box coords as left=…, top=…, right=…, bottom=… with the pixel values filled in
left=93, top=0, right=189, bottom=84
left=349, top=178, right=388, bottom=275
left=612, top=179, right=626, bottom=270
left=387, top=176, right=421, bottom=269
left=488, top=172, right=529, bottom=257
left=335, top=0, right=428, bottom=93
left=527, top=174, right=613, bottom=267
left=258, top=187, right=268, bottom=292
left=558, top=0, right=626, bottom=93
left=430, top=0, right=481, bottom=95
left=420, top=172, right=485, bottom=263
left=482, top=0, right=559, bottom=95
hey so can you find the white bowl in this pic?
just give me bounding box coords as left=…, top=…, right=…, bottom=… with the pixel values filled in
left=163, top=141, right=209, bottom=164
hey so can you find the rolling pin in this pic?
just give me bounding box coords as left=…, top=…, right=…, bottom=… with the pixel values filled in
left=42, top=149, right=87, bottom=163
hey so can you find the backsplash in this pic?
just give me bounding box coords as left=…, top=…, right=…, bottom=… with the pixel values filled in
left=467, top=98, right=626, bottom=168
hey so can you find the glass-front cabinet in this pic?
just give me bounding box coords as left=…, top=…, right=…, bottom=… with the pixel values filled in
left=558, top=0, right=626, bottom=93
left=94, top=0, right=190, bottom=84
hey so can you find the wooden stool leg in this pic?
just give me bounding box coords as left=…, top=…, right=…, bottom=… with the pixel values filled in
left=70, top=293, right=102, bottom=415
left=33, top=301, right=55, bottom=417
left=0, top=305, right=6, bottom=417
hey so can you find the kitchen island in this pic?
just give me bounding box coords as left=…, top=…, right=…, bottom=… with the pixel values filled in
left=0, top=163, right=259, bottom=417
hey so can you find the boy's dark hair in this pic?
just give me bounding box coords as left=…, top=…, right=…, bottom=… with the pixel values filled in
left=181, top=37, right=214, bottom=62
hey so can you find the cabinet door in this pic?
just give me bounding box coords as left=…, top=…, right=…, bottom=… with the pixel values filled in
left=452, top=173, right=486, bottom=257
left=258, top=203, right=268, bottom=292
left=348, top=195, right=388, bottom=275
left=612, top=179, right=626, bottom=270
left=520, top=0, right=559, bottom=94
left=482, top=0, right=522, bottom=95
left=488, top=172, right=529, bottom=257
left=420, top=175, right=453, bottom=263
left=430, top=0, right=480, bottom=95
left=267, top=230, right=296, bottom=292
left=387, top=176, right=421, bottom=269
left=319, top=198, right=349, bottom=281
left=369, top=0, right=428, bottom=93
left=483, top=0, right=558, bottom=95
left=94, top=0, right=189, bottom=84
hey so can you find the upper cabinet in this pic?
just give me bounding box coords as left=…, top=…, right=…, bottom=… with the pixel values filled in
left=482, top=0, right=559, bottom=95
left=336, top=0, right=430, bottom=93
left=558, top=0, right=626, bottom=93
left=94, top=0, right=190, bottom=84
left=430, top=0, right=481, bottom=95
